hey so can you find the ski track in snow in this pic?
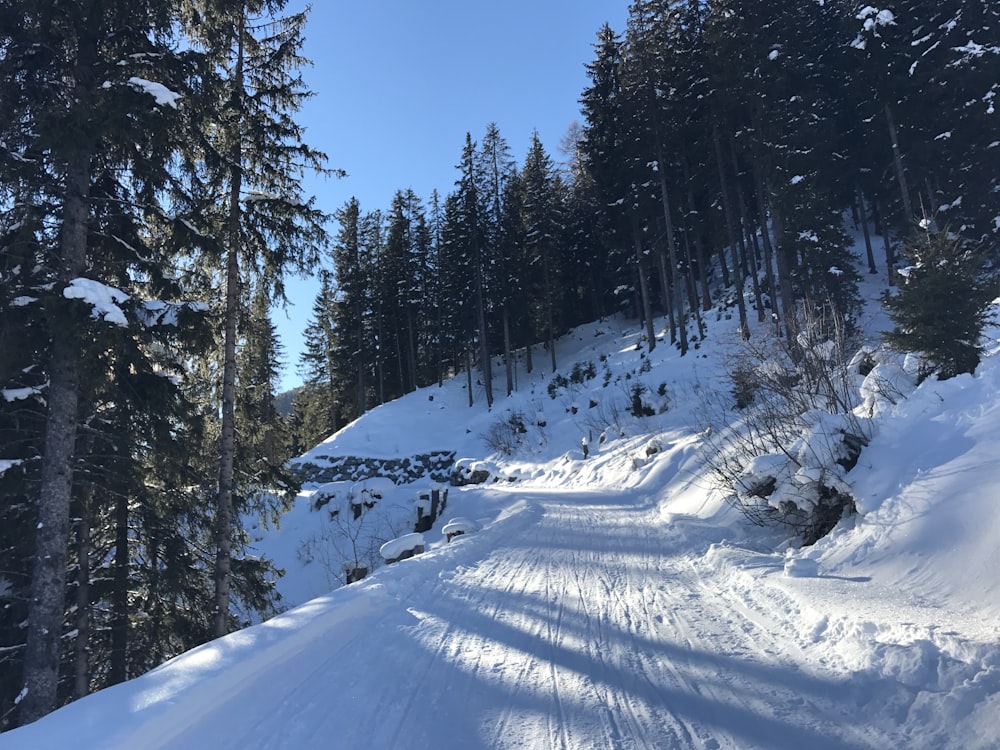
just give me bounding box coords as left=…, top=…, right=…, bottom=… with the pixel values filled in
left=125, top=487, right=906, bottom=750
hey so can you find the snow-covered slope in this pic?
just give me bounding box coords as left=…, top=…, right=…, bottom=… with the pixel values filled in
left=6, top=247, right=1000, bottom=749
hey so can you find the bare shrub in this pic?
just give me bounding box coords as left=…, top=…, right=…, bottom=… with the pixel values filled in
left=580, top=394, right=627, bottom=441
left=298, top=496, right=411, bottom=588
left=700, top=299, right=874, bottom=544
left=482, top=411, right=528, bottom=456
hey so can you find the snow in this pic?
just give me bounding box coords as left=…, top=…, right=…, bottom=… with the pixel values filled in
left=378, top=533, right=425, bottom=561
left=783, top=555, right=819, bottom=578
left=2, top=387, right=42, bottom=403
left=63, top=277, right=129, bottom=326
left=441, top=517, right=479, bottom=538
left=0, top=459, right=23, bottom=477
left=7, top=233, right=1000, bottom=748
left=856, top=7, right=895, bottom=28
left=127, top=77, right=182, bottom=109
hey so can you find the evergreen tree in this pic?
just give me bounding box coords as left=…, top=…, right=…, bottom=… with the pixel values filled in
left=623, top=0, right=691, bottom=353
left=521, top=132, right=566, bottom=372
left=477, top=124, right=519, bottom=395
left=382, top=189, right=429, bottom=397
left=580, top=24, right=652, bottom=340
left=0, top=0, right=191, bottom=722
left=436, top=192, right=478, bottom=398
left=456, top=134, right=493, bottom=406
left=297, top=270, right=342, bottom=445
left=884, top=229, right=997, bottom=379
left=178, top=0, right=329, bottom=638
left=329, top=198, right=371, bottom=420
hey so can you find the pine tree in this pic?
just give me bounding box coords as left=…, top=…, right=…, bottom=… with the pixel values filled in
left=297, top=270, right=342, bottom=445
left=329, top=198, right=371, bottom=419
left=884, top=229, right=996, bottom=379
left=477, top=124, right=518, bottom=395
left=456, top=134, right=494, bottom=406
left=578, top=28, right=633, bottom=323
left=178, top=0, right=330, bottom=638
left=382, top=189, right=429, bottom=397
left=0, top=0, right=191, bottom=722
left=580, top=23, right=656, bottom=347
left=436, top=192, right=478, bottom=397
left=623, top=0, right=692, bottom=353
left=560, top=121, right=620, bottom=326
left=521, top=132, right=566, bottom=372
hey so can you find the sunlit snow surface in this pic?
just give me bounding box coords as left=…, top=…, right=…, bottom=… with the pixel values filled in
left=7, top=235, right=1000, bottom=749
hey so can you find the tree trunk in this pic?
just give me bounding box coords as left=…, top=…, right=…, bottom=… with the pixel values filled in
left=655, top=138, right=687, bottom=355
left=856, top=185, right=877, bottom=274
left=710, top=127, right=733, bottom=290
left=713, top=123, right=749, bottom=338
left=728, top=133, right=765, bottom=322
left=680, top=153, right=712, bottom=311
left=503, top=306, right=514, bottom=396
left=109, top=488, right=129, bottom=683
left=766, top=179, right=797, bottom=338
left=543, top=247, right=557, bottom=373
left=654, top=228, right=676, bottom=343
left=631, top=216, right=657, bottom=352
left=751, top=161, right=781, bottom=334
left=214, top=18, right=245, bottom=640
left=466, top=348, right=474, bottom=407
left=473, top=242, right=493, bottom=408
left=682, top=230, right=707, bottom=340
left=354, top=286, right=366, bottom=413
left=72, top=498, right=90, bottom=700
left=21, top=144, right=91, bottom=726
left=884, top=102, right=914, bottom=230
left=876, top=195, right=896, bottom=286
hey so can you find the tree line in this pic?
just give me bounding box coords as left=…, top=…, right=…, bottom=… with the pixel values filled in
left=292, top=0, right=999, bottom=448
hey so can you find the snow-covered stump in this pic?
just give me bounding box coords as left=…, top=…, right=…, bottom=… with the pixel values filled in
left=379, top=533, right=425, bottom=565
left=442, top=517, right=478, bottom=543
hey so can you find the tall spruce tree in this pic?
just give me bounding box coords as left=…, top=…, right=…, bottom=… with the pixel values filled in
left=477, top=124, right=519, bottom=395
left=521, top=132, right=566, bottom=372
left=580, top=24, right=653, bottom=341
left=0, top=0, right=193, bottom=723
left=456, top=134, right=494, bottom=406
left=178, top=0, right=330, bottom=638
left=296, top=270, right=342, bottom=447
left=328, top=198, right=371, bottom=420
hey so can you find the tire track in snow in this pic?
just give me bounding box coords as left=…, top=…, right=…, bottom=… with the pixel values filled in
left=450, top=491, right=895, bottom=749
left=142, top=486, right=904, bottom=749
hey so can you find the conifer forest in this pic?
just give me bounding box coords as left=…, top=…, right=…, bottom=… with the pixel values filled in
left=1, top=0, right=997, bottom=730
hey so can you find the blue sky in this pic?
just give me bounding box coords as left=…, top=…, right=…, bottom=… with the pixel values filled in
left=276, top=1, right=630, bottom=391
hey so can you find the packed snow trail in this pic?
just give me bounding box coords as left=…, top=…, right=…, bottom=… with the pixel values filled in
left=19, top=484, right=914, bottom=750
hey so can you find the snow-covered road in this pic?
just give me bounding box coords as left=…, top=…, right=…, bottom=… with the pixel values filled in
left=65, top=486, right=907, bottom=750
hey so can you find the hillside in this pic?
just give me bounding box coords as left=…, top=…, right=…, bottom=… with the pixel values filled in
left=6, top=244, right=1000, bottom=749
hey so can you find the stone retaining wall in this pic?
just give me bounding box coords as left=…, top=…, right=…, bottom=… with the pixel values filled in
left=295, top=450, right=457, bottom=485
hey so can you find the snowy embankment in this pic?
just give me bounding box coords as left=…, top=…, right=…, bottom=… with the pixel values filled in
left=6, top=249, right=1000, bottom=748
